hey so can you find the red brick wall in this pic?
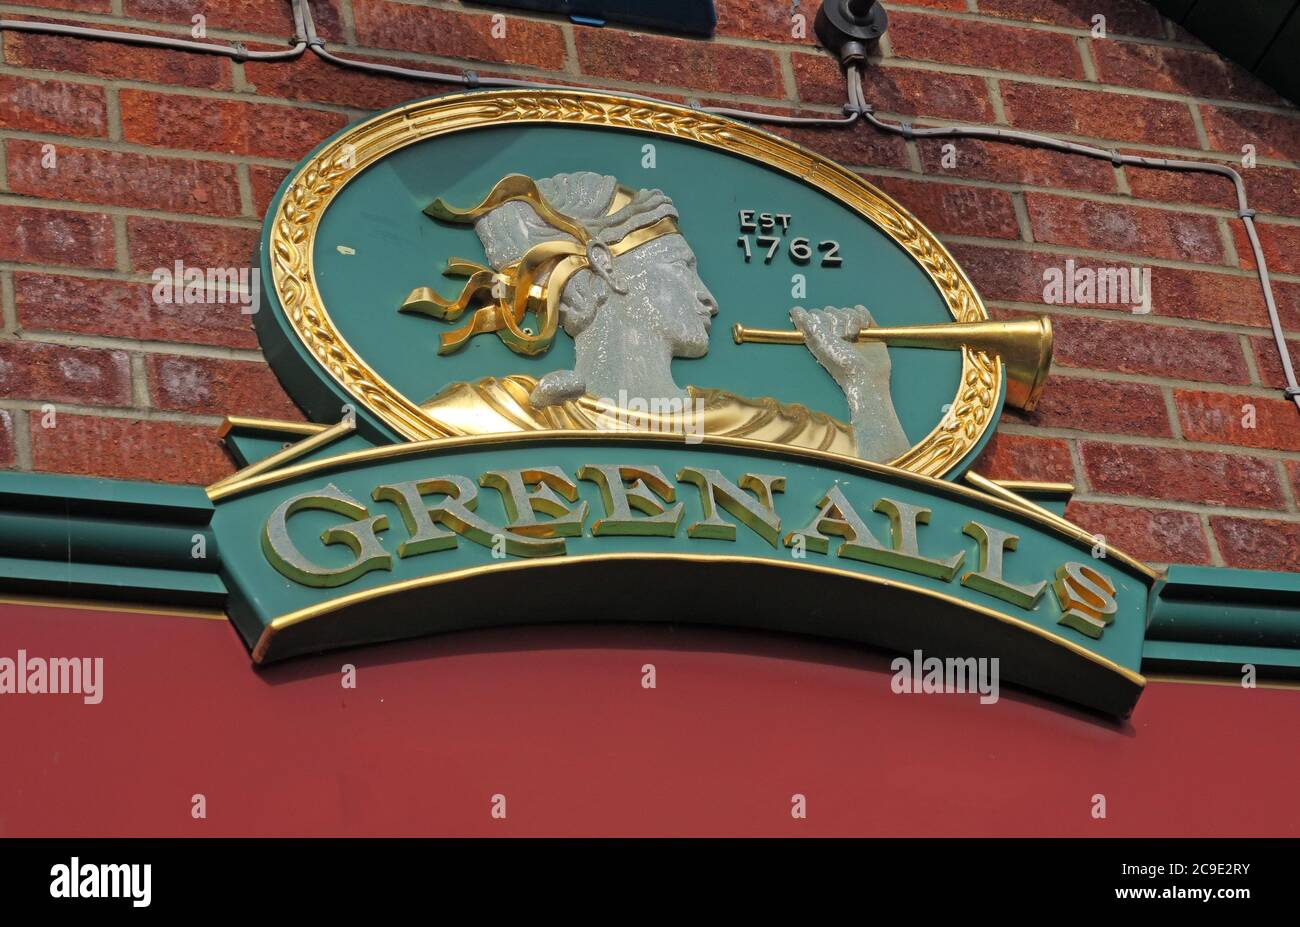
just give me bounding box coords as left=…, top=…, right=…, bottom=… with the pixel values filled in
left=2, top=0, right=1298, bottom=571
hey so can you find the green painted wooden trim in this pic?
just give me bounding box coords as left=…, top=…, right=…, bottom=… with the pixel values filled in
left=1142, top=639, right=1300, bottom=677
left=0, top=471, right=225, bottom=607
left=0, top=556, right=227, bottom=606
left=1144, top=564, right=1300, bottom=674
left=1155, top=563, right=1300, bottom=601
left=0, top=512, right=216, bottom=573
left=0, top=471, right=214, bottom=524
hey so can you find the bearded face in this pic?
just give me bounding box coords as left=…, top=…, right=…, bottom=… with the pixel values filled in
left=608, top=235, right=718, bottom=358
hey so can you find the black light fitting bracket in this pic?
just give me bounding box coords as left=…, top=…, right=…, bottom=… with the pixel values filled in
left=815, top=0, right=888, bottom=66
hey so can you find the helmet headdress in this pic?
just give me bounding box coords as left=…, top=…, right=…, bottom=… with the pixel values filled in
left=401, top=172, right=679, bottom=356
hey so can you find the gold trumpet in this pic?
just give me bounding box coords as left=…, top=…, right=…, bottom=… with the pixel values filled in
left=732, top=316, right=1053, bottom=412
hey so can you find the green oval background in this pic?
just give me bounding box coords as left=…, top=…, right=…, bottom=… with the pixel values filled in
left=258, top=100, right=1004, bottom=477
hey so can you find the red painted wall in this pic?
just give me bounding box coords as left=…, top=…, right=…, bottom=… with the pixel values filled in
left=1, top=601, right=1297, bottom=836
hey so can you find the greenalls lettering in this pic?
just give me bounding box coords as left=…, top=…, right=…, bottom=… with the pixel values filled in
left=258, top=464, right=1118, bottom=636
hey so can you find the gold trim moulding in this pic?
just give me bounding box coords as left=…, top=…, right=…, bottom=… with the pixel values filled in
left=990, top=479, right=1075, bottom=497
left=205, top=427, right=1158, bottom=584
left=250, top=550, right=1147, bottom=692
left=209, top=417, right=357, bottom=494
left=220, top=417, right=330, bottom=438
left=1145, top=673, right=1300, bottom=692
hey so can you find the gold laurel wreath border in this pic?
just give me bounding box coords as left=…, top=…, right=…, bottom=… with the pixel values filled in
left=268, top=89, right=1001, bottom=478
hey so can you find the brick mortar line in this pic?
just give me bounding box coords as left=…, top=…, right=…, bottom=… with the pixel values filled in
left=5, top=193, right=1294, bottom=276
left=1275, top=458, right=1298, bottom=513
left=1199, top=512, right=1225, bottom=565
left=777, top=48, right=797, bottom=101
left=1160, top=384, right=1183, bottom=440
left=1187, top=97, right=1212, bottom=150
left=1241, top=333, right=1264, bottom=387
left=989, top=298, right=1300, bottom=349
left=10, top=401, right=31, bottom=469
left=235, top=163, right=254, bottom=219
left=339, top=0, right=357, bottom=46
left=857, top=163, right=1297, bottom=223
left=1065, top=436, right=1089, bottom=494
left=1, top=205, right=1293, bottom=298
left=1070, top=491, right=1300, bottom=523
left=559, top=20, right=579, bottom=78
left=110, top=213, right=128, bottom=273
left=873, top=112, right=1300, bottom=170
left=1076, top=36, right=1096, bottom=83
left=946, top=238, right=1299, bottom=277
left=0, top=128, right=330, bottom=168
left=1009, top=191, right=1032, bottom=242
left=10, top=330, right=269, bottom=361
left=997, top=421, right=1300, bottom=460
left=0, top=398, right=224, bottom=425
left=295, top=52, right=810, bottom=108
left=1112, top=162, right=1130, bottom=195
left=128, top=351, right=147, bottom=408
left=2, top=266, right=263, bottom=285
left=1032, top=363, right=1291, bottom=399
left=1036, top=428, right=1300, bottom=461
left=1, top=257, right=1295, bottom=338
left=0, top=196, right=265, bottom=227
left=42, top=72, right=375, bottom=116
left=228, top=58, right=250, bottom=95
left=984, top=75, right=1006, bottom=125
left=0, top=268, right=12, bottom=333
left=103, top=83, right=120, bottom=143
left=822, top=116, right=1300, bottom=173
left=1217, top=216, right=1241, bottom=268
left=872, top=59, right=1300, bottom=117
left=903, top=137, right=922, bottom=174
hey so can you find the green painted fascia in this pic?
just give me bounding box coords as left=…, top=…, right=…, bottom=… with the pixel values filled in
left=1143, top=564, right=1300, bottom=675
left=0, top=471, right=225, bottom=607
left=0, top=555, right=226, bottom=606
left=1154, top=563, right=1300, bottom=603
left=1142, top=639, right=1300, bottom=679
left=0, top=471, right=213, bottom=524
